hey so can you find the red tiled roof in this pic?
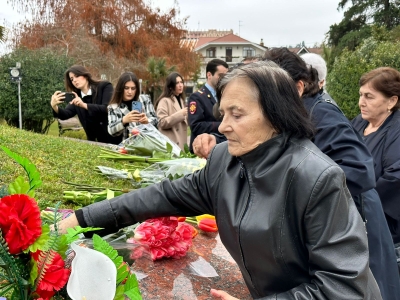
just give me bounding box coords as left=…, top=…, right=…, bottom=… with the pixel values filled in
left=196, top=37, right=218, bottom=48
left=210, top=33, right=250, bottom=43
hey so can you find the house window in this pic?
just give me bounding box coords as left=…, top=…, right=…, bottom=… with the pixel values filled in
left=206, top=47, right=216, bottom=58
left=243, top=47, right=255, bottom=57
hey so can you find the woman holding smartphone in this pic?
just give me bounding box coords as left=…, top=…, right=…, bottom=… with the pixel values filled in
left=107, top=72, right=158, bottom=141
left=154, top=72, right=188, bottom=150
left=50, top=65, right=121, bottom=144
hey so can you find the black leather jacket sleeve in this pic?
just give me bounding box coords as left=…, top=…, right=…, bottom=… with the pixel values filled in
left=80, top=164, right=215, bottom=237
left=257, top=166, right=374, bottom=299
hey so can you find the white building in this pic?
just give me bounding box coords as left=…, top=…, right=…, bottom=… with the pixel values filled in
left=181, top=30, right=267, bottom=93
left=180, top=30, right=322, bottom=95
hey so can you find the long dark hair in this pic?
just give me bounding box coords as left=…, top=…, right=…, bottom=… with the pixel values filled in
left=262, top=48, right=320, bottom=98
left=64, top=65, right=101, bottom=99
left=217, top=61, right=314, bottom=139
left=109, top=72, right=140, bottom=106
left=154, top=72, right=186, bottom=110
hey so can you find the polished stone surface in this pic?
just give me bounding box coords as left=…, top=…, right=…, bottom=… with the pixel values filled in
left=133, top=232, right=251, bottom=300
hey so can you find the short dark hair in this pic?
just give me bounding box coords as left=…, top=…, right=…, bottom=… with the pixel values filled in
left=217, top=61, right=314, bottom=139
left=359, top=67, right=400, bottom=111
left=109, top=72, right=140, bottom=106
left=206, top=59, right=229, bottom=75
left=262, top=48, right=319, bottom=98
left=155, top=72, right=186, bottom=109
left=64, top=65, right=100, bottom=96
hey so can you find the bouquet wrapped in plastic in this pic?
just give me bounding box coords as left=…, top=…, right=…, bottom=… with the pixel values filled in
left=118, top=124, right=182, bottom=158
left=137, top=158, right=207, bottom=185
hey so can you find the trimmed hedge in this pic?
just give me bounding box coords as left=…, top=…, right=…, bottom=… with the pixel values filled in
left=327, top=37, right=400, bottom=120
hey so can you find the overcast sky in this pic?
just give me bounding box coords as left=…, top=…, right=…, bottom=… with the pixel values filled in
left=151, top=0, right=345, bottom=47
left=1, top=0, right=345, bottom=50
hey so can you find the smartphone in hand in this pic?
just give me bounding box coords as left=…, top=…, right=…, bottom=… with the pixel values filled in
left=131, top=101, right=142, bottom=113
left=63, top=92, right=75, bottom=102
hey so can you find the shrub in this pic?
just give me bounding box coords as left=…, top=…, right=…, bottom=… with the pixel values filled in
left=0, top=48, right=73, bottom=133
left=62, top=129, right=87, bottom=140
left=327, top=37, right=400, bottom=120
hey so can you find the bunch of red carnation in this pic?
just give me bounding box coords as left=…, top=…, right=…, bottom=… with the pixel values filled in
left=0, top=194, right=70, bottom=300
left=127, top=217, right=197, bottom=261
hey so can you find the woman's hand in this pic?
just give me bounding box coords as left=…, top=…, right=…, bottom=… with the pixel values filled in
left=70, top=92, right=87, bottom=110
left=50, top=213, right=79, bottom=234
left=138, top=113, right=149, bottom=124
left=192, top=134, right=217, bottom=158
left=181, top=107, right=188, bottom=117
left=50, top=91, right=65, bottom=112
left=210, top=289, right=239, bottom=300
left=123, top=111, right=144, bottom=124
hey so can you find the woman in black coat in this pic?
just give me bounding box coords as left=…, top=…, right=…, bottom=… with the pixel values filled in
left=56, top=61, right=381, bottom=299
left=50, top=65, right=122, bottom=144
left=352, top=67, right=400, bottom=244
left=192, top=49, right=400, bottom=300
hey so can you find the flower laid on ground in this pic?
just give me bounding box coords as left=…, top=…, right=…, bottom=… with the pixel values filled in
left=127, top=217, right=197, bottom=261
left=0, top=146, right=142, bottom=300
left=186, top=214, right=218, bottom=233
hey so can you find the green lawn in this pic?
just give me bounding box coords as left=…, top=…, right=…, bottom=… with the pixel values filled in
left=47, top=119, right=59, bottom=136
left=0, top=124, right=136, bottom=209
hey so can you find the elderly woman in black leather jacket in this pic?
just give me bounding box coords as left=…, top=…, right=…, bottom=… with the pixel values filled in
left=57, top=61, right=381, bottom=299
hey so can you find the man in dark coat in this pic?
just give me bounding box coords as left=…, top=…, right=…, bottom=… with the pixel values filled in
left=188, top=59, right=228, bottom=152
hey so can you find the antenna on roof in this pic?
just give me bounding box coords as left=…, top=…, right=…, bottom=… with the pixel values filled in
left=239, top=20, right=243, bottom=37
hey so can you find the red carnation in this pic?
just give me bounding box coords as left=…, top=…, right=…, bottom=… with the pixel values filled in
left=31, top=250, right=70, bottom=300
left=0, top=194, right=42, bottom=254
left=131, top=217, right=196, bottom=260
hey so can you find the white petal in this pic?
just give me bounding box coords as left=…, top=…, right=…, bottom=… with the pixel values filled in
left=67, top=242, right=117, bottom=300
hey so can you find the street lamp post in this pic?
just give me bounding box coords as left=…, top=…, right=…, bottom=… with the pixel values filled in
left=139, top=79, right=142, bottom=94
left=9, top=62, right=22, bottom=129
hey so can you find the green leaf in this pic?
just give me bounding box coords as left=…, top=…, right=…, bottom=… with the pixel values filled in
left=64, top=226, right=102, bottom=244
left=56, top=235, right=69, bottom=259
left=114, top=285, right=125, bottom=300
left=28, top=258, right=38, bottom=286
left=183, top=143, right=190, bottom=154
left=1, top=145, right=42, bottom=193
left=92, top=234, right=128, bottom=285
left=124, top=273, right=139, bottom=291
left=123, top=273, right=142, bottom=299
left=116, top=263, right=129, bottom=285
left=92, top=234, right=119, bottom=263
left=25, top=224, right=50, bottom=253
left=166, top=142, right=173, bottom=154
left=124, top=287, right=142, bottom=300
left=8, top=176, right=30, bottom=195
left=106, top=189, right=115, bottom=199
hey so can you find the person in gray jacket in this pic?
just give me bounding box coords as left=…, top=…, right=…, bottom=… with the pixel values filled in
left=57, top=61, right=381, bottom=300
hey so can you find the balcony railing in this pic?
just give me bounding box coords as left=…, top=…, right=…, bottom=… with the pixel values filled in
left=201, top=56, right=242, bottom=64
